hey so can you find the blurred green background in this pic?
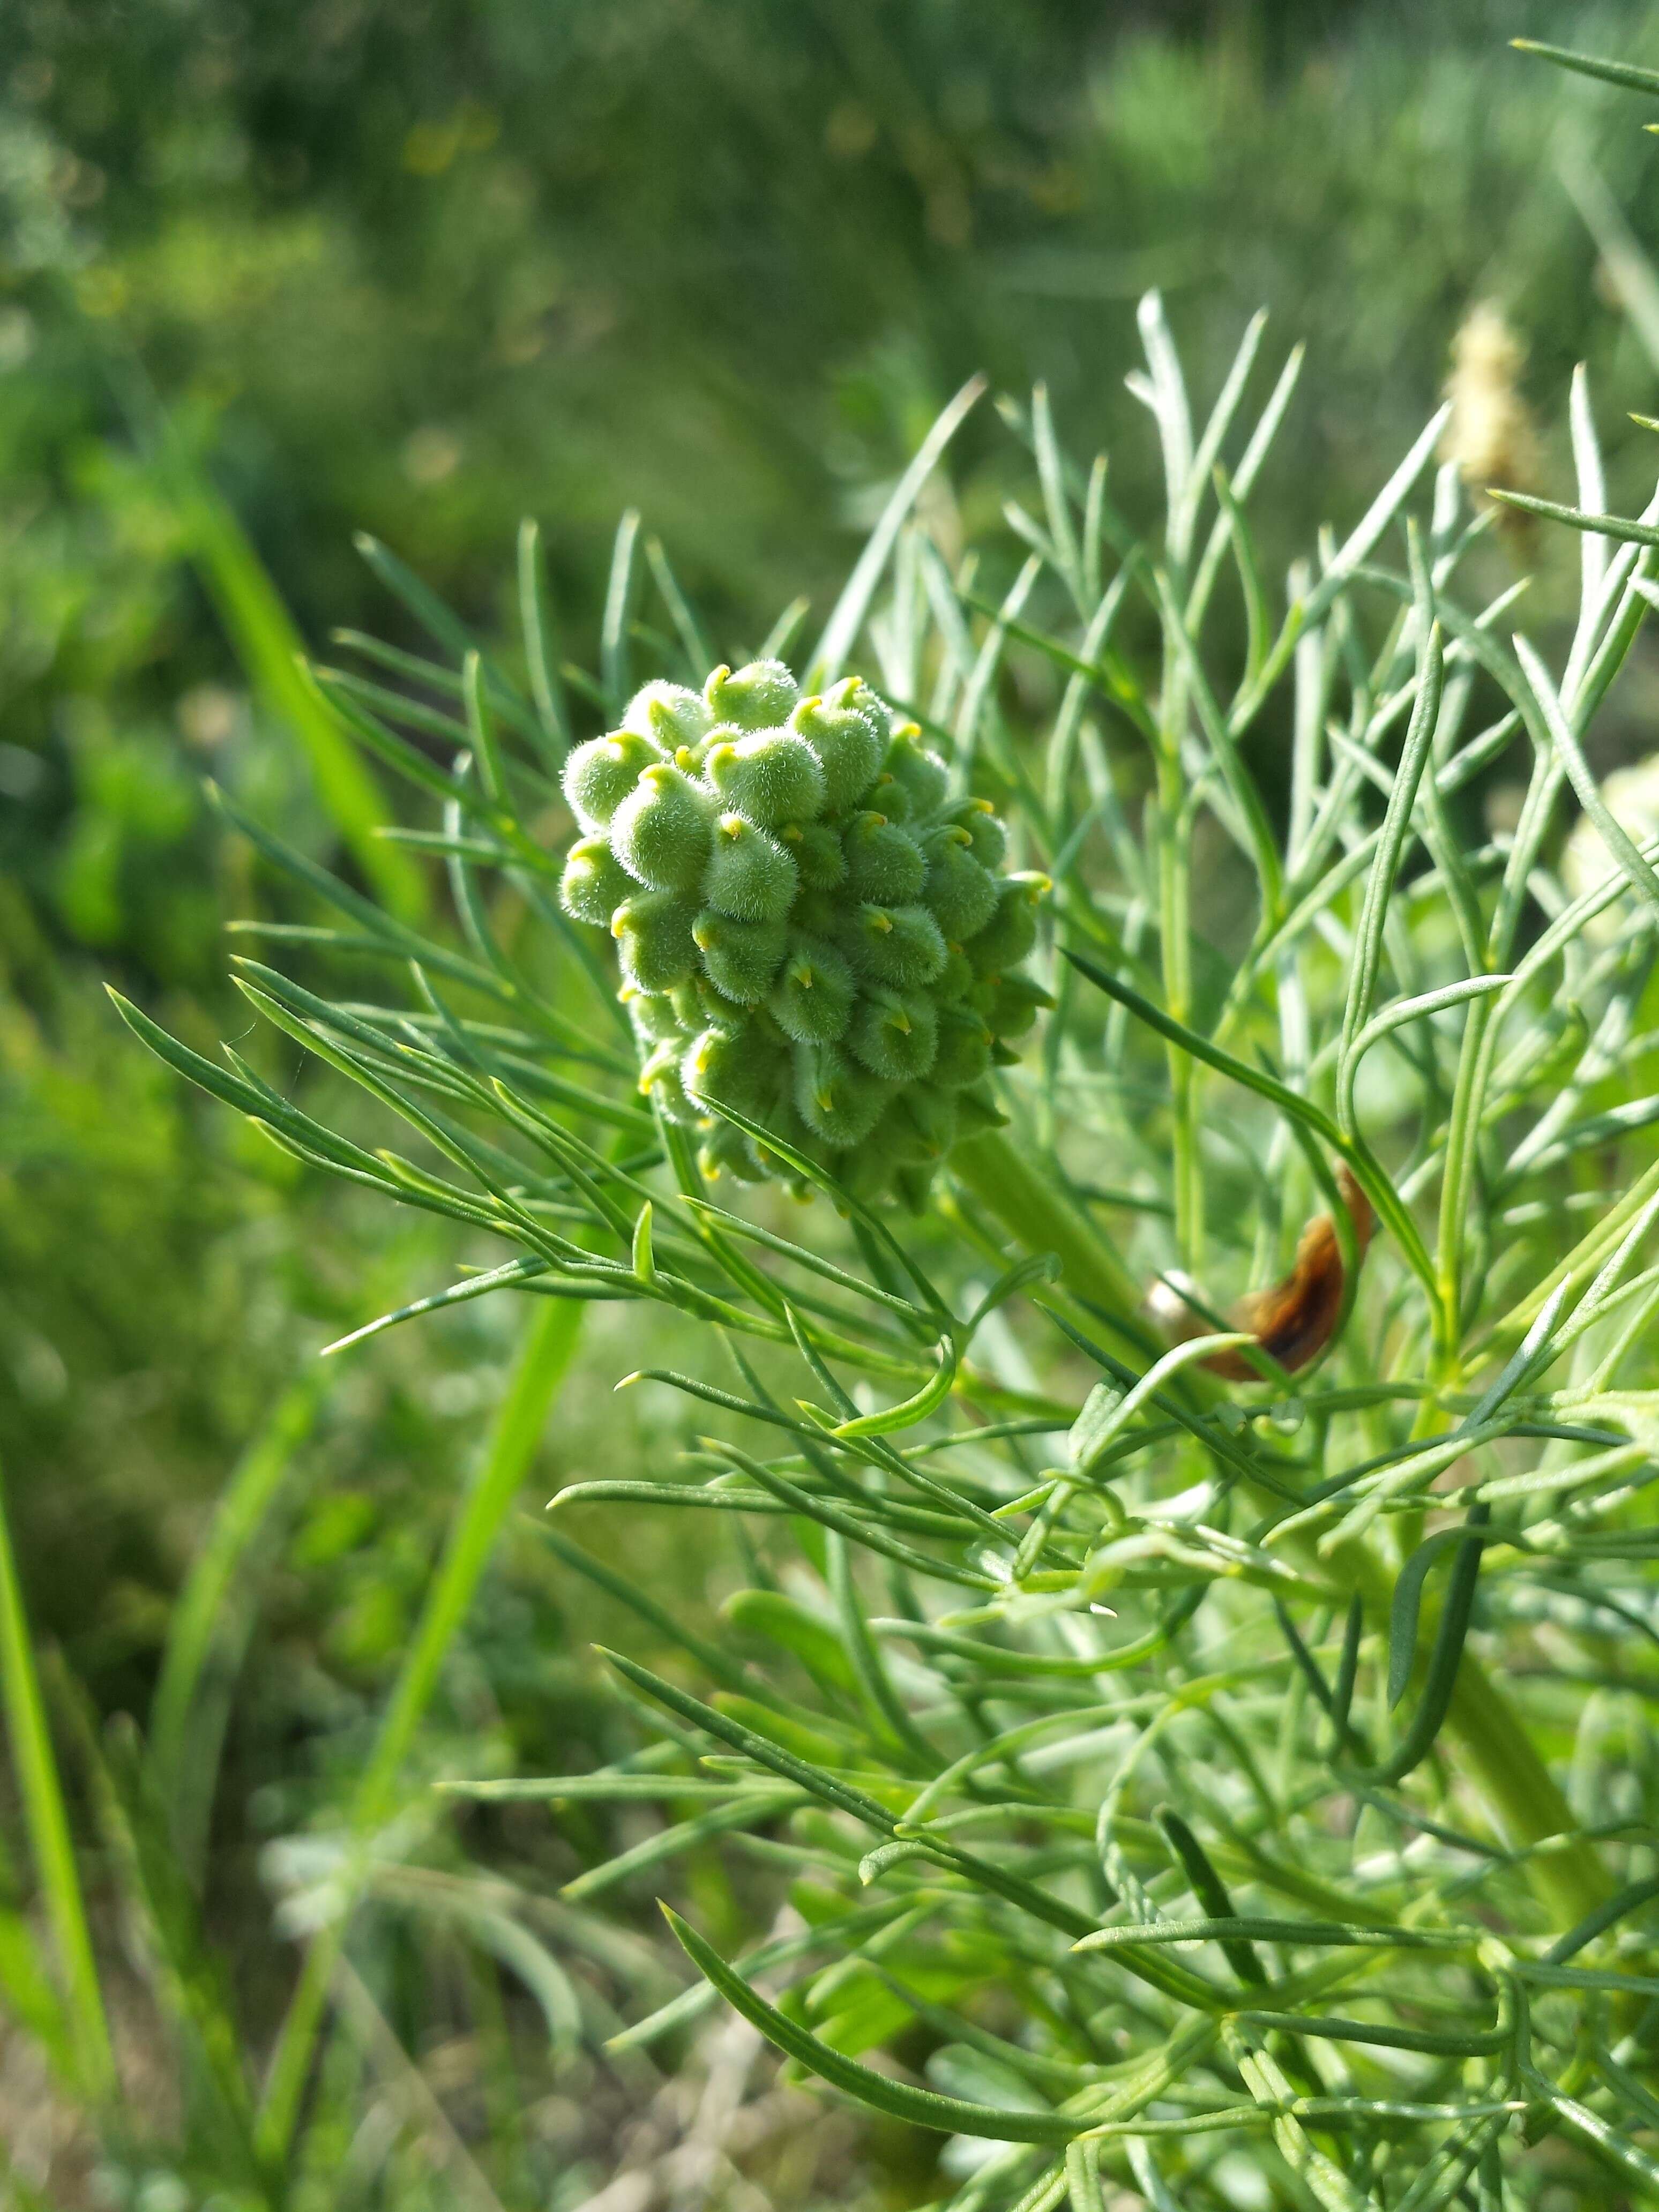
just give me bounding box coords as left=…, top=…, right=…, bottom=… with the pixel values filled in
left=5, top=1, right=1659, bottom=2201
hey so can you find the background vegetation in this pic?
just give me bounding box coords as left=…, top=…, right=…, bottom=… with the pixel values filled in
left=8, top=2, right=1659, bottom=2204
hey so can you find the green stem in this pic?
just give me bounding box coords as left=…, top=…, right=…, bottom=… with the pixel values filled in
left=950, top=1130, right=1145, bottom=1341
left=256, top=1296, right=584, bottom=2161
left=1433, top=993, right=1495, bottom=1365
left=1157, top=754, right=1203, bottom=1269
left=1312, top=1534, right=1603, bottom=1925
left=0, top=1453, right=116, bottom=2103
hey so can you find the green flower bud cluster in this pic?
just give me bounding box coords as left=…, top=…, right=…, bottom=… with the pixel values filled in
left=560, top=660, right=1051, bottom=1207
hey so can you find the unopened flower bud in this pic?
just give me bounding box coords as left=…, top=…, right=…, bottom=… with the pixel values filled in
left=612, top=889, right=698, bottom=992
left=625, top=681, right=713, bottom=750
left=966, top=873, right=1048, bottom=977
left=625, top=990, right=683, bottom=1048
left=561, top=836, right=634, bottom=926
left=881, top=727, right=950, bottom=817
left=849, top=986, right=938, bottom=1083
left=886, top=1081, right=959, bottom=1163
left=639, top=1038, right=696, bottom=1122
left=920, top=825, right=998, bottom=939
left=563, top=728, right=664, bottom=831
left=705, top=730, right=826, bottom=828
left=930, top=1002, right=995, bottom=1088
left=682, top=1023, right=783, bottom=1116
left=842, top=901, right=947, bottom=990
left=784, top=821, right=847, bottom=891
left=843, top=812, right=928, bottom=904
left=610, top=761, right=713, bottom=893
left=698, top=1116, right=770, bottom=1183
left=934, top=943, right=976, bottom=1003
left=792, top=1040, right=892, bottom=1146
left=978, top=970, right=1056, bottom=1040
left=768, top=937, right=856, bottom=1045
left=954, top=1082, right=1011, bottom=1135
left=704, top=659, right=800, bottom=730
left=692, top=909, right=788, bottom=1002
left=702, top=814, right=798, bottom=923
left=790, top=682, right=885, bottom=814
left=941, top=795, right=1006, bottom=871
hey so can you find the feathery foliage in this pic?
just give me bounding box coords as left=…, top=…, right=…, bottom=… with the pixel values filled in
left=107, top=231, right=1659, bottom=2204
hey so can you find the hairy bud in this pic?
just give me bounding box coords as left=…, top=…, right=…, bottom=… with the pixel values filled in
left=563, top=728, right=665, bottom=831
left=849, top=986, right=938, bottom=1083
left=612, top=889, right=698, bottom=992
left=692, top=909, right=789, bottom=1003
left=843, top=812, right=928, bottom=904
left=881, top=727, right=950, bottom=817
left=920, top=824, right=998, bottom=939
left=768, top=937, right=856, bottom=1045
left=683, top=1025, right=784, bottom=1116
left=562, top=836, right=634, bottom=926
left=706, top=729, right=827, bottom=828
left=610, top=761, right=714, bottom=893
left=943, top=795, right=1007, bottom=872
left=967, top=873, right=1047, bottom=977
left=793, top=1041, right=893, bottom=1147
left=625, top=681, right=713, bottom=751
left=791, top=682, right=885, bottom=813
left=931, top=1001, right=995, bottom=1089
left=705, top=659, right=800, bottom=730
left=842, top=901, right=948, bottom=990
left=784, top=821, right=847, bottom=891
left=703, top=814, right=799, bottom=924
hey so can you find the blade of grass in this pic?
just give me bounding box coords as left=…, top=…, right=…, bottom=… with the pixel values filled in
left=257, top=1294, right=585, bottom=2161
left=150, top=1371, right=329, bottom=1874
left=809, top=376, right=987, bottom=687
left=0, top=1453, right=115, bottom=2102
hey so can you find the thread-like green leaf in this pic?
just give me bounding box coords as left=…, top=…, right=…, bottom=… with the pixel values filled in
left=662, top=1907, right=1078, bottom=2142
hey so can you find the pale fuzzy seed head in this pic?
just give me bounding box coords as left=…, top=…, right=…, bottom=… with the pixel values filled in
left=1441, top=300, right=1542, bottom=520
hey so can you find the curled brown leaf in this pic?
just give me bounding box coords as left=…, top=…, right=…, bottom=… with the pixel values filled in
left=1147, top=1164, right=1374, bottom=1381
